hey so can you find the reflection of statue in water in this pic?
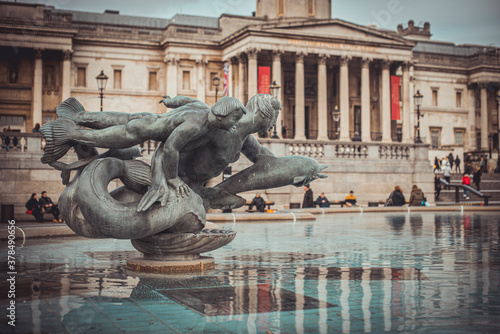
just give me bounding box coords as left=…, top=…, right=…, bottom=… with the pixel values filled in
left=40, top=94, right=327, bottom=271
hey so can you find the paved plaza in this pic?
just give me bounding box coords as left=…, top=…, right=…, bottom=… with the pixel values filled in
left=1, top=211, right=499, bottom=333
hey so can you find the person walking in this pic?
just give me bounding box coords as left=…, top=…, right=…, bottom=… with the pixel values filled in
left=473, top=166, right=482, bottom=191
left=443, top=163, right=452, bottom=190
left=448, top=153, right=454, bottom=171
left=479, top=157, right=486, bottom=173
left=409, top=185, right=425, bottom=206
left=462, top=173, right=471, bottom=200
left=302, top=185, right=314, bottom=208
left=455, top=155, right=461, bottom=174
left=434, top=174, right=442, bottom=200
left=434, top=156, right=440, bottom=173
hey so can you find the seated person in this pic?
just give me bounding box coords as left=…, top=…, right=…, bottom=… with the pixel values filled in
left=25, top=193, right=43, bottom=222
left=249, top=192, right=266, bottom=212
left=39, top=191, right=62, bottom=222
left=391, top=186, right=406, bottom=206
left=345, top=190, right=358, bottom=207
left=315, top=193, right=330, bottom=207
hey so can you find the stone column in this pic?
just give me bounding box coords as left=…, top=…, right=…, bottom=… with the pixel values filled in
left=480, top=83, right=488, bottom=150
left=295, top=52, right=306, bottom=140
left=61, top=49, right=72, bottom=101
left=230, top=57, right=238, bottom=98
left=272, top=50, right=283, bottom=136
left=401, top=62, right=411, bottom=143
left=381, top=60, right=391, bottom=142
left=32, top=48, right=43, bottom=127
left=361, top=58, right=371, bottom=142
left=339, top=56, right=350, bottom=141
left=317, top=54, right=329, bottom=141
left=247, top=48, right=258, bottom=99
left=468, top=85, right=477, bottom=150
left=196, top=59, right=206, bottom=102
left=165, top=56, right=178, bottom=97
left=238, top=53, right=247, bottom=103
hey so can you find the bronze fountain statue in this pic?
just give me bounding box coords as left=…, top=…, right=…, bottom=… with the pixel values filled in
left=40, top=94, right=327, bottom=273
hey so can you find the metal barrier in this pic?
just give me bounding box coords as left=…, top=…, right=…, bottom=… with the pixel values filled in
left=439, top=178, right=490, bottom=205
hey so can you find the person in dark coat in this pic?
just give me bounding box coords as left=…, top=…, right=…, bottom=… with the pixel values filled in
left=455, top=155, right=461, bottom=173
left=473, top=166, right=482, bottom=191
left=25, top=193, right=43, bottom=222
left=39, top=191, right=62, bottom=222
left=433, top=156, right=440, bottom=172
left=249, top=192, right=266, bottom=212
left=448, top=153, right=454, bottom=171
left=302, top=185, right=314, bottom=208
left=434, top=174, right=442, bottom=200
left=315, top=193, right=330, bottom=207
left=391, top=186, right=406, bottom=206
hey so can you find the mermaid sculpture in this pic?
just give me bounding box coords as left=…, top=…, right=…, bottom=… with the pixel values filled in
left=40, top=94, right=327, bottom=272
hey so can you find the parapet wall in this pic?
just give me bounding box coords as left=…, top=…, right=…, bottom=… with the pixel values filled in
left=0, top=134, right=434, bottom=220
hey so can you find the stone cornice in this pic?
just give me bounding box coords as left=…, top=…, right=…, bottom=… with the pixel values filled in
left=0, top=23, right=77, bottom=38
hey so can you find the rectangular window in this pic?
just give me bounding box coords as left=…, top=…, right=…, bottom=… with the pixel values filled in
left=455, top=129, right=464, bottom=146
left=278, top=0, right=285, bottom=16
left=182, top=71, right=190, bottom=90
left=432, top=89, right=438, bottom=106
left=456, top=91, right=462, bottom=108
left=44, top=65, right=55, bottom=86
left=148, top=71, right=157, bottom=91
left=431, top=129, right=440, bottom=149
left=77, top=67, right=86, bottom=87
left=113, top=69, right=122, bottom=89
left=307, top=0, right=314, bottom=15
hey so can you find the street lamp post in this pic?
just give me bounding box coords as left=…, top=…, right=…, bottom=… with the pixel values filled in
left=332, top=105, right=340, bottom=140
left=269, top=80, right=280, bottom=139
left=95, top=70, right=108, bottom=112
left=213, top=75, right=220, bottom=102
left=496, top=93, right=500, bottom=172
left=413, top=90, right=424, bottom=144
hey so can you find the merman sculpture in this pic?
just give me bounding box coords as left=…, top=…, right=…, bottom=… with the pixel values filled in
left=40, top=94, right=328, bottom=273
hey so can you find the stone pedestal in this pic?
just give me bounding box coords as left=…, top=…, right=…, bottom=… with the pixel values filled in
left=126, top=229, right=236, bottom=274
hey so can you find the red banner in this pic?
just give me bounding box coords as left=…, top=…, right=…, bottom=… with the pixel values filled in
left=391, top=76, right=401, bottom=120
left=258, top=66, right=270, bottom=94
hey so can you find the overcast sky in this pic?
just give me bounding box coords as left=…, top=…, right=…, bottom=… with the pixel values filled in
left=20, top=0, right=500, bottom=46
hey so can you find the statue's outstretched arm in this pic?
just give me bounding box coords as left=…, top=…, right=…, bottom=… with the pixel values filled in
left=159, top=95, right=200, bottom=109
left=137, top=122, right=200, bottom=212
left=241, top=135, right=276, bottom=163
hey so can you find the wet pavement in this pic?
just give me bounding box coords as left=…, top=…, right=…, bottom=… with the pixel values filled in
left=1, top=212, right=499, bottom=333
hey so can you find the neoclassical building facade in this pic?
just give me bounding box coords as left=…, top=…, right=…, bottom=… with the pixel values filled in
left=1, top=0, right=499, bottom=159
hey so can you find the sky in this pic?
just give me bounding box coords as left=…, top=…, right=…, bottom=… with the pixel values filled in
left=17, top=0, right=500, bottom=46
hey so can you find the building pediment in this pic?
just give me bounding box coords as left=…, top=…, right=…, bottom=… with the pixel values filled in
left=258, top=19, right=412, bottom=47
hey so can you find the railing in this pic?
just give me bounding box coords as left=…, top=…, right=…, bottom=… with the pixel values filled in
left=439, top=178, right=490, bottom=205
left=0, top=132, right=44, bottom=153
left=1, top=132, right=419, bottom=162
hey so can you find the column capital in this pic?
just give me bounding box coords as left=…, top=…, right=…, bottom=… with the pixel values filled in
left=238, top=52, right=248, bottom=64
left=62, top=49, right=73, bottom=61
left=272, top=50, right=283, bottom=62
left=318, top=53, right=329, bottom=65
left=34, top=48, right=44, bottom=59
left=339, top=55, right=351, bottom=66
left=195, top=58, right=208, bottom=66
left=164, top=56, right=178, bottom=64
left=479, top=81, right=488, bottom=89
left=246, top=48, right=259, bottom=60
left=381, top=59, right=391, bottom=70
left=296, top=52, right=306, bottom=63
left=361, top=57, right=372, bottom=68
left=401, top=61, right=412, bottom=71
left=230, top=56, right=239, bottom=65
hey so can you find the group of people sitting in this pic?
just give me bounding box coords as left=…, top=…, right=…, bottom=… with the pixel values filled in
left=25, top=191, right=62, bottom=223
left=302, top=186, right=358, bottom=208
left=385, top=185, right=428, bottom=207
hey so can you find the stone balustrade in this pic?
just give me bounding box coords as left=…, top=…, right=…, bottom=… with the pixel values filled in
left=0, top=132, right=44, bottom=153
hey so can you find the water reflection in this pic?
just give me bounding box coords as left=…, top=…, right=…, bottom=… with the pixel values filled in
left=1, top=213, right=499, bottom=333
